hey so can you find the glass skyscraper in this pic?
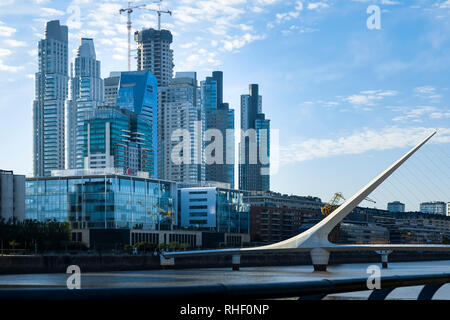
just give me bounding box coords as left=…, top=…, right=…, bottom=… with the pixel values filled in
left=239, top=84, right=270, bottom=191
left=201, top=71, right=235, bottom=188
left=100, top=71, right=158, bottom=177
left=33, top=20, right=68, bottom=177
left=82, top=106, right=156, bottom=177
left=66, top=38, right=104, bottom=170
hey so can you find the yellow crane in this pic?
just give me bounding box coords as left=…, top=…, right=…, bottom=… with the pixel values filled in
left=321, top=193, right=376, bottom=217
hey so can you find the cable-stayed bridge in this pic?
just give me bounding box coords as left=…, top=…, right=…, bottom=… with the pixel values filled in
left=163, top=131, right=450, bottom=271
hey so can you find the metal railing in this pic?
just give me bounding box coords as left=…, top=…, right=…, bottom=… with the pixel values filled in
left=0, top=273, right=449, bottom=301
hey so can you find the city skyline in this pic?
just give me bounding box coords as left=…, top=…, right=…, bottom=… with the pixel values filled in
left=0, top=0, right=450, bottom=212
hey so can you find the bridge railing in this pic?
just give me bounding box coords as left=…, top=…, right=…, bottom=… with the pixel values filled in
left=0, top=273, right=449, bottom=300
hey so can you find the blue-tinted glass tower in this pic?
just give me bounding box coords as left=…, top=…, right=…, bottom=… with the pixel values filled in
left=201, top=71, right=235, bottom=188
left=239, top=84, right=270, bottom=191
left=110, top=71, right=159, bottom=177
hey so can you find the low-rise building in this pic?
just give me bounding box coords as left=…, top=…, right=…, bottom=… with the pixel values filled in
left=178, top=187, right=250, bottom=235
left=387, top=201, right=405, bottom=213
left=420, top=201, right=447, bottom=215
left=26, top=170, right=177, bottom=230
left=244, top=191, right=322, bottom=244
left=0, top=170, right=25, bottom=221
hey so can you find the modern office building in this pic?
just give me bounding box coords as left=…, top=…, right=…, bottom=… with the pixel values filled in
left=159, top=73, right=204, bottom=183
left=66, top=38, right=104, bottom=170
left=33, top=20, right=69, bottom=177
left=104, top=73, right=120, bottom=106
left=387, top=201, right=405, bottom=213
left=447, top=202, right=450, bottom=217
left=239, top=84, right=270, bottom=191
left=81, top=105, right=156, bottom=177
left=134, top=28, right=174, bottom=87
left=420, top=201, right=447, bottom=215
left=25, top=172, right=177, bottom=230
left=179, top=187, right=249, bottom=234
left=0, top=170, right=25, bottom=221
left=201, top=71, right=235, bottom=188
left=115, top=71, right=158, bottom=124
left=97, top=71, right=158, bottom=176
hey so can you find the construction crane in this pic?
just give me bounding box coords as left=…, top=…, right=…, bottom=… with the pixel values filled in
left=146, top=7, right=172, bottom=31
left=321, top=193, right=377, bottom=217
left=119, top=1, right=172, bottom=71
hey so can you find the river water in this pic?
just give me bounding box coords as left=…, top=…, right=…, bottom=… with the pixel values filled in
left=0, top=260, right=449, bottom=299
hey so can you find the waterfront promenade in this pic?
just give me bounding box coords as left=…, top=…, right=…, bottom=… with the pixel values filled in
left=0, top=260, right=449, bottom=299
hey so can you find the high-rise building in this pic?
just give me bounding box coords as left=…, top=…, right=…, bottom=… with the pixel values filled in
left=201, top=71, right=235, bottom=188
left=99, top=71, right=158, bottom=177
left=104, top=72, right=121, bottom=106
left=33, top=20, right=68, bottom=177
left=134, top=28, right=174, bottom=87
left=239, top=84, right=270, bottom=191
left=159, top=73, right=204, bottom=183
left=66, top=38, right=104, bottom=170
left=0, top=170, right=25, bottom=221
left=387, top=201, right=405, bottom=213
left=81, top=106, right=156, bottom=177
left=420, top=201, right=447, bottom=215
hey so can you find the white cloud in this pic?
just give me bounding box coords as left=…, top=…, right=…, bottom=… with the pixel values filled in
left=392, top=106, right=436, bottom=122
left=0, top=21, right=16, bottom=37
left=221, top=33, right=265, bottom=52
left=344, top=90, right=398, bottom=106
left=280, top=127, right=449, bottom=165
left=0, top=48, right=12, bottom=57
left=40, top=7, right=65, bottom=17
left=439, top=0, right=450, bottom=8
left=0, top=60, right=24, bottom=72
left=3, top=39, right=27, bottom=47
left=308, top=2, right=329, bottom=10
left=415, top=86, right=436, bottom=95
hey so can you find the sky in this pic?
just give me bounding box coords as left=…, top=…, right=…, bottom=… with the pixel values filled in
left=0, top=0, right=449, bottom=212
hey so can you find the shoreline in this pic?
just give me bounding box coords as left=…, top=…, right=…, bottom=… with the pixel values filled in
left=1, top=250, right=450, bottom=275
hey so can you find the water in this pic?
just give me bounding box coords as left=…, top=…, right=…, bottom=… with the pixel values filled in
left=0, top=260, right=449, bottom=299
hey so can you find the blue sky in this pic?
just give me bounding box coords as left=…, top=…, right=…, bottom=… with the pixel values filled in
left=0, top=0, right=449, bottom=211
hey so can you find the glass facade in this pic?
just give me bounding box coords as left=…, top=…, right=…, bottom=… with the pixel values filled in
left=179, top=187, right=249, bottom=234
left=216, top=189, right=249, bottom=234
left=83, top=106, right=156, bottom=177
left=26, top=175, right=176, bottom=230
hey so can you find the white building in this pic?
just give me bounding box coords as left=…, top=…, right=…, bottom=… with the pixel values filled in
left=159, top=74, right=205, bottom=183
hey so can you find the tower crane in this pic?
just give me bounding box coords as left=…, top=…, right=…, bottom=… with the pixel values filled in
left=321, top=192, right=377, bottom=217
left=119, top=1, right=167, bottom=71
